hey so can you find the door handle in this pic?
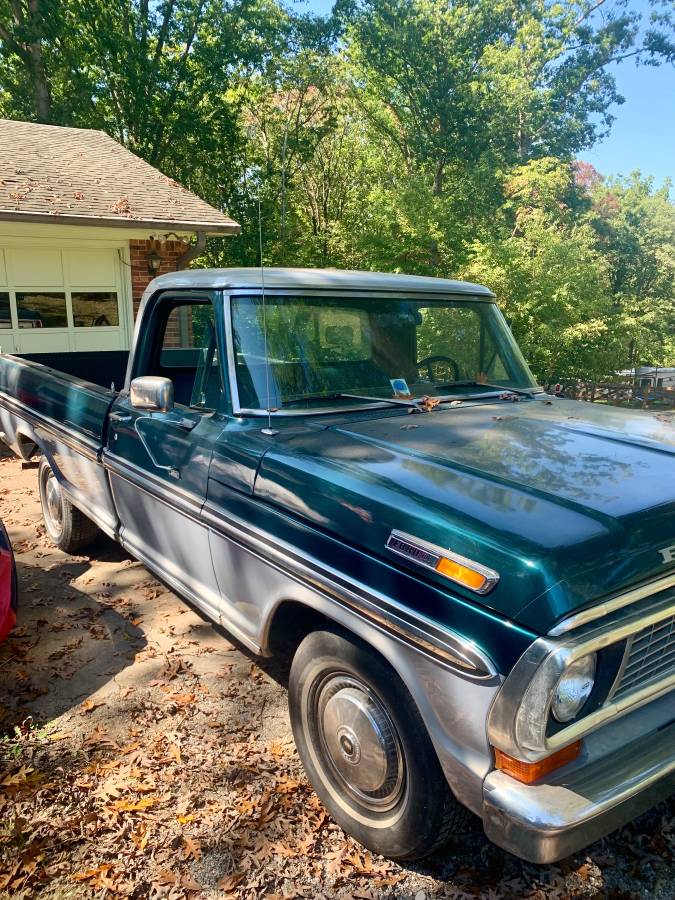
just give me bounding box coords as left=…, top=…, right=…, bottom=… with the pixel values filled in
left=109, top=412, right=133, bottom=424
left=174, top=416, right=199, bottom=432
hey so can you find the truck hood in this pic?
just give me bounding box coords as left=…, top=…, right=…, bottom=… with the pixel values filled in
left=254, top=397, right=675, bottom=633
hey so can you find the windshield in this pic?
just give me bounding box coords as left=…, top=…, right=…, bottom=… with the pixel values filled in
left=231, top=294, right=537, bottom=411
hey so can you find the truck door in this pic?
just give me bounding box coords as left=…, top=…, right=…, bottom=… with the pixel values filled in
left=104, top=292, right=225, bottom=621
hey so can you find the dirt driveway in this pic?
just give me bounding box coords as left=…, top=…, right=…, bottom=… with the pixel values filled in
left=0, top=449, right=674, bottom=899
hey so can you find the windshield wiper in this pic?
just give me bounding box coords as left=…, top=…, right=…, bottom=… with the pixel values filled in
left=437, top=381, right=537, bottom=398
left=293, top=392, right=419, bottom=409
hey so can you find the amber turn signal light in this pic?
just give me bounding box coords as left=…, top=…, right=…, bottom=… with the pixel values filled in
left=494, top=741, right=582, bottom=784
left=435, top=557, right=488, bottom=592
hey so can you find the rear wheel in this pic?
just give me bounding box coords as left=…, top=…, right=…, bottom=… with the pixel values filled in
left=288, top=626, right=466, bottom=861
left=38, top=457, right=99, bottom=553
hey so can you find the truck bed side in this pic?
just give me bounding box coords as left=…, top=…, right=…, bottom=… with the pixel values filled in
left=0, top=353, right=120, bottom=537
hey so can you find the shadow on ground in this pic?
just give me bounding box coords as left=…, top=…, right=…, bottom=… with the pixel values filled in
left=1, top=556, right=146, bottom=733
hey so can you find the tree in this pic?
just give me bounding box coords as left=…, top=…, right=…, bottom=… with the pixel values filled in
left=588, top=172, right=675, bottom=368
left=341, top=0, right=664, bottom=268
left=0, top=0, right=92, bottom=122
left=345, top=0, right=652, bottom=168
left=461, top=158, right=621, bottom=382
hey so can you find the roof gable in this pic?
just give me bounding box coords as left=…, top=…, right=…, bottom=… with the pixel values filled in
left=0, top=119, right=239, bottom=234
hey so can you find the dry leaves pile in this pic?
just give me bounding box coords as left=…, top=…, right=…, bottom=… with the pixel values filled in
left=1, top=450, right=675, bottom=899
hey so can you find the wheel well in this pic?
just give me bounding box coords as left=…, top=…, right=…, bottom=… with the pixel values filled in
left=16, top=431, right=38, bottom=460
left=265, top=600, right=327, bottom=656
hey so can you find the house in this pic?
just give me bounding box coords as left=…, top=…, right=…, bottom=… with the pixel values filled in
left=618, top=367, right=675, bottom=389
left=634, top=366, right=675, bottom=390
left=0, top=119, right=239, bottom=368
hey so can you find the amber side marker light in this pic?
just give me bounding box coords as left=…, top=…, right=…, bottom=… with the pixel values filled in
left=435, top=557, right=488, bottom=592
left=494, top=741, right=582, bottom=785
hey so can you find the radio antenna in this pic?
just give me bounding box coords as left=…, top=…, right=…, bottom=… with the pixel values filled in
left=258, top=197, right=278, bottom=436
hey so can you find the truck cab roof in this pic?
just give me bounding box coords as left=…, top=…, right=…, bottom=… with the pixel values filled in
left=144, top=267, right=496, bottom=298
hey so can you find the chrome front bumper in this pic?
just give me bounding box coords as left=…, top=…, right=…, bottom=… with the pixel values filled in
left=482, top=718, right=675, bottom=863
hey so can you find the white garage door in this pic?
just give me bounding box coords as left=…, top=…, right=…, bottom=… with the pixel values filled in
left=0, top=245, right=130, bottom=355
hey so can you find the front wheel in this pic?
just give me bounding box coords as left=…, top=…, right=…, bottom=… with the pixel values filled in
left=38, top=457, right=99, bottom=553
left=288, top=626, right=466, bottom=861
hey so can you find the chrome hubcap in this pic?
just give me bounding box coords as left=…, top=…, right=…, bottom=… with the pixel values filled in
left=316, top=675, right=404, bottom=811
left=44, top=472, right=63, bottom=535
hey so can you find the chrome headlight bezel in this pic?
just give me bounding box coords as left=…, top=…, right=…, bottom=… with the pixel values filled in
left=550, top=653, right=597, bottom=723
left=488, top=593, right=675, bottom=763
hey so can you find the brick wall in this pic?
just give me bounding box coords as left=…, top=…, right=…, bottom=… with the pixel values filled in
left=129, top=238, right=188, bottom=320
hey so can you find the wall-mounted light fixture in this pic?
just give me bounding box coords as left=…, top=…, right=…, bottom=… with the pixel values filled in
left=147, top=249, right=162, bottom=275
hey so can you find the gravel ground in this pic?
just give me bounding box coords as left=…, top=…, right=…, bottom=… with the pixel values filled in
left=0, top=449, right=674, bottom=899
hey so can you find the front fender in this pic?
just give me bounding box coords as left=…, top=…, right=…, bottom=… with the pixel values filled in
left=262, top=588, right=503, bottom=816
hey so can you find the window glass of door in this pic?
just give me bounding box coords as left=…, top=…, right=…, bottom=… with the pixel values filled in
left=157, top=301, right=223, bottom=410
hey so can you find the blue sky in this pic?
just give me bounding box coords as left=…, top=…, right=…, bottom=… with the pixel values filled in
left=297, top=0, right=674, bottom=187
left=583, top=56, right=674, bottom=187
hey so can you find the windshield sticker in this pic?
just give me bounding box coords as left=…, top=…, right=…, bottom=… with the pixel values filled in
left=390, top=378, right=412, bottom=399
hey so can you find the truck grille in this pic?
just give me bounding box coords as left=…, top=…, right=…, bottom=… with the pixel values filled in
left=613, top=614, right=675, bottom=701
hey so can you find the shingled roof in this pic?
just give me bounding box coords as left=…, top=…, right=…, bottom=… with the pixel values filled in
left=0, top=119, right=240, bottom=234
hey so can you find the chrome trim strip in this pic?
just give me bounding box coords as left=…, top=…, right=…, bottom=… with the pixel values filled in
left=222, top=291, right=243, bottom=417
left=549, top=571, right=675, bottom=636
left=103, top=450, right=206, bottom=520
left=226, top=287, right=497, bottom=300
left=207, top=510, right=496, bottom=677
left=206, top=513, right=497, bottom=678
left=605, top=635, right=634, bottom=703
left=386, top=529, right=500, bottom=595
left=0, top=389, right=101, bottom=461
left=102, top=450, right=497, bottom=679
left=233, top=393, right=527, bottom=418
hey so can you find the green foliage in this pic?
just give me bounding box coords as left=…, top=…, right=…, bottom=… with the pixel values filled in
left=589, top=173, right=675, bottom=368
left=0, top=0, right=673, bottom=380
left=462, top=209, right=621, bottom=381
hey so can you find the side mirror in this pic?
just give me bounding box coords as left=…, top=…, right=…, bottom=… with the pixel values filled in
left=130, top=376, right=174, bottom=413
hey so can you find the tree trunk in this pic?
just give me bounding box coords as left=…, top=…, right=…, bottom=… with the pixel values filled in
left=27, top=0, right=51, bottom=122
left=429, top=160, right=444, bottom=270
left=517, top=110, right=529, bottom=159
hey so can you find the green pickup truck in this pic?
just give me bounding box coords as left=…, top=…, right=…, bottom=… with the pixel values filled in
left=1, top=268, right=674, bottom=863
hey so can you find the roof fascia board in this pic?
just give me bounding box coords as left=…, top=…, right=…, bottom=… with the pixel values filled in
left=0, top=210, right=240, bottom=235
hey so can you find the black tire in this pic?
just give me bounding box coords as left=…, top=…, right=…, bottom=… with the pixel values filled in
left=38, top=457, right=99, bottom=553
left=288, top=626, right=467, bottom=861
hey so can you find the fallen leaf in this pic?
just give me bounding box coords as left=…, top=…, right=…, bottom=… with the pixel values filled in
left=155, top=869, right=178, bottom=885
left=170, top=692, right=195, bottom=706
left=418, top=395, right=441, bottom=412
left=72, top=865, right=113, bottom=882
left=217, top=872, right=244, bottom=891
left=131, top=825, right=150, bottom=851
left=182, top=836, right=202, bottom=860
left=110, top=797, right=157, bottom=812
left=168, top=742, right=182, bottom=763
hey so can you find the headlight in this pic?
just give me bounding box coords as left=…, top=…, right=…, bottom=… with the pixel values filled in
left=551, top=654, right=596, bottom=723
